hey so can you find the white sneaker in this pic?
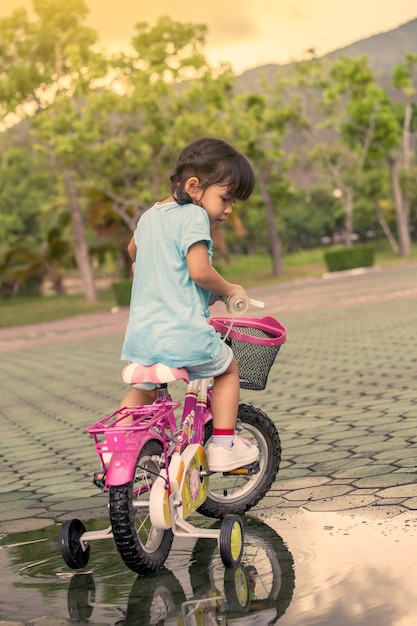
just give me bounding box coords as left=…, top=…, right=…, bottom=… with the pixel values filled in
left=207, top=436, right=259, bottom=472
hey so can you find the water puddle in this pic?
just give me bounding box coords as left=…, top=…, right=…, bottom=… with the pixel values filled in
left=0, top=511, right=416, bottom=625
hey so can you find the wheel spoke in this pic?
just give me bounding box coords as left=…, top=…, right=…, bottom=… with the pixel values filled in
left=198, top=404, right=281, bottom=518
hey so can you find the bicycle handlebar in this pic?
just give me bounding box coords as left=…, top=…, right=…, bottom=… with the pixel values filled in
left=226, top=294, right=265, bottom=315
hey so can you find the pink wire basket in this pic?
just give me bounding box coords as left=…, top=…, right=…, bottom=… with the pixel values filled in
left=210, top=316, right=286, bottom=391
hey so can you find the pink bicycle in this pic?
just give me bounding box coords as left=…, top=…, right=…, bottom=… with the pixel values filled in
left=59, top=298, right=286, bottom=575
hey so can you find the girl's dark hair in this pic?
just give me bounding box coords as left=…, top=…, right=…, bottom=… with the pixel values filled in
left=170, top=137, right=255, bottom=204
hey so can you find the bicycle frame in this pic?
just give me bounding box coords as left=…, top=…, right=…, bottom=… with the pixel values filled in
left=86, top=378, right=213, bottom=488
left=59, top=309, right=285, bottom=573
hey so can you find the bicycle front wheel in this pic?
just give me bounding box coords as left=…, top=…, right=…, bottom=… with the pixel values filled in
left=109, top=440, right=173, bottom=574
left=198, top=404, right=281, bottom=518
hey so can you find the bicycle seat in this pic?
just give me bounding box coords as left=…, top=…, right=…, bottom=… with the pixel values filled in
left=122, top=362, right=190, bottom=385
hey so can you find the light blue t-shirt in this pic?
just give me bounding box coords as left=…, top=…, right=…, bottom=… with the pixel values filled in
left=121, top=201, right=223, bottom=367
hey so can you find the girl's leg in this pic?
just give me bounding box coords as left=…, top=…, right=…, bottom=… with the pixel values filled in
left=119, top=387, right=157, bottom=409
left=210, top=357, right=240, bottom=430
left=101, top=388, right=158, bottom=467
left=207, top=356, right=259, bottom=471
left=117, top=387, right=157, bottom=426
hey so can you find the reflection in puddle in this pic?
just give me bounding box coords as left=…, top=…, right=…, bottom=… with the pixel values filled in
left=276, top=511, right=417, bottom=626
left=0, top=511, right=416, bottom=624
left=0, top=516, right=294, bottom=625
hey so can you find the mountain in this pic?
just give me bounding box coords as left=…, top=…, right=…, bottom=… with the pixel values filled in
left=235, top=18, right=417, bottom=94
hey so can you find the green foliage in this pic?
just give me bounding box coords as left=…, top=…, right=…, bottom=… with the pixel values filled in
left=392, top=53, right=417, bottom=97
left=324, top=245, right=375, bottom=272
left=0, top=141, right=52, bottom=242
left=291, top=51, right=416, bottom=255
left=0, top=219, right=74, bottom=297
left=0, top=0, right=97, bottom=119
left=278, top=186, right=343, bottom=252
left=0, top=4, right=416, bottom=295
left=0, top=134, right=74, bottom=296
left=131, top=16, right=208, bottom=80
left=112, top=279, right=133, bottom=306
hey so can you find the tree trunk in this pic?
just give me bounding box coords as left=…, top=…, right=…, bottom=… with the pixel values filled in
left=342, top=187, right=354, bottom=248
left=401, top=101, right=412, bottom=239
left=403, top=102, right=412, bottom=171
left=374, top=200, right=400, bottom=254
left=388, top=157, right=411, bottom=257
left=51, top=271, right=66, bottom=295
left=64, top=170, right=97, bottom=301
left=258, top=170, right=282, bottom=276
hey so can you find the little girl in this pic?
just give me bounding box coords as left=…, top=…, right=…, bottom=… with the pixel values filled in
left=120, top=137, right=259, bottom=472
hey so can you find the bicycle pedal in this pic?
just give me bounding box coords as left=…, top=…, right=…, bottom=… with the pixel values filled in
left=93, top=472, right=106, bottom=489
left=225, top=460, right=260, bottom=475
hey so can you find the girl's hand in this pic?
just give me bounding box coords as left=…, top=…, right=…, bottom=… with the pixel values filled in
left=227, top=283, right=247, bottom=298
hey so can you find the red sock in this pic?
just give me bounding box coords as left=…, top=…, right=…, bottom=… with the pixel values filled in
left=212, top=428, right=234, bottom=447
left=213, top=428, right=234, bottom=436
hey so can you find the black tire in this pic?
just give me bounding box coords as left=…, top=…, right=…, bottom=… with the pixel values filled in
left=223, top=565, right=251, bottom=613
left=109, top=440, right=173, bottom=574
left=191, top=517, right=295, bottom=621
left=59, top=519, right=90, bottom=569
left=198, top=404, right=281, bottom=518
left=240, top=517, right=295, bottom=621
left=124, top=569, right=186, bottom=625
left=219, top=514, right=244, bottom=567
left=67, top=573, right=95, bottom=621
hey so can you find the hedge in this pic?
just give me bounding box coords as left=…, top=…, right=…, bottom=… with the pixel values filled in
left=324, top=245, right=375, bottom=272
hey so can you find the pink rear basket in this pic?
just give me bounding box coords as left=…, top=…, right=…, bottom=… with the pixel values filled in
left=210, top=316, right=286, bottom=390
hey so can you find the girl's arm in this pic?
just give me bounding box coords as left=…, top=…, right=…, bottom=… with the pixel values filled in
left=127, top=237, right=137, bottom=273
left=186, top=241, right=245, bottom=298
left=128, top=237, right=137, bottom=261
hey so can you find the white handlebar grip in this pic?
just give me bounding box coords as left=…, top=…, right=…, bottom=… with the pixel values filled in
left=226, top=294, right=250, bottom=315
left=249, top=298, right=265, bottom=308
left=226, top=295, right=265, bottom=314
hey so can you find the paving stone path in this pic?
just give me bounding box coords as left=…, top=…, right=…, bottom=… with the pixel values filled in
left=0, top=263, right=416, bottom=538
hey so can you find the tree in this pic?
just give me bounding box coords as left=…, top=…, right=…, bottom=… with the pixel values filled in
left=0, top=0, right=97, bottom=123
left=0, top=134, right=49, bottom=243
left=29, top=96, right=99, bottom=300
left=0, top=215, right=73, bottom=297
left=336, top=55, right=416, bottom=256
left=0, top=0, right=105, bottom=300
left=227, top=76, right=302, bottom=276
left=292, top=53, right=414, bottom=254
left=292, top=55, right=378, bottom=247
left=75, top=17, right=235, bottom=234
left=391, top=54, right=417, bottom=254
left=0, top=131, right=64, bottom=295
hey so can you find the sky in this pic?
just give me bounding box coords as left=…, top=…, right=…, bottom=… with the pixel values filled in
left=2, top=0, right=417, bottom=73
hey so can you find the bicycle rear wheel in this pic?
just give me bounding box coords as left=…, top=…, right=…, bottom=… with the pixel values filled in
left=198, top=404, right=281, bottom=518
left=109, top=440, right=173, bottom=574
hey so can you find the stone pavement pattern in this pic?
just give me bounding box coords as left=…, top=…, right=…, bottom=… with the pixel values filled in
left=0, top=264, right=416, bottom=542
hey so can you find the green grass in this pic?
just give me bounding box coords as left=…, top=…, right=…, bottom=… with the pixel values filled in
left=0, top=289, right=116, bottom=328
left=1, top=243, right=416, bottom=329
left=218, top=248, right=329, bottom=286
left=374, top=240, right=417, bottom=267
left=219, top=242, right=417, bottom=286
